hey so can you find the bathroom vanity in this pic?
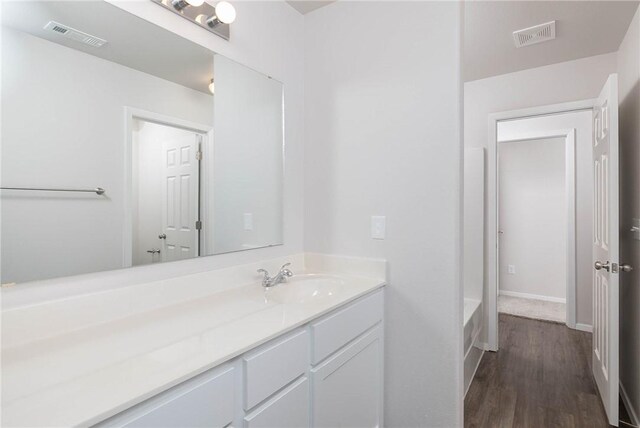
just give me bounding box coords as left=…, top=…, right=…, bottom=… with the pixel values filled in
left=0, top=2, right=389, bottom=426
left=100, top=288, right=383, bottom=428
left=1, top=255, right=386, bottom=427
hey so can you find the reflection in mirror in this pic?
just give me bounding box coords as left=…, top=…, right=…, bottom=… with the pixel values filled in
left=1, top=1, right=284, bottom=284
left=213, top=55, right=284, bottom=254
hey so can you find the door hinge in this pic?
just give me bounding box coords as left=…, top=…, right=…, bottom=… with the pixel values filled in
left=195, top=220, right=202, bottom=230
left=196, top=150, right=203, bottom=161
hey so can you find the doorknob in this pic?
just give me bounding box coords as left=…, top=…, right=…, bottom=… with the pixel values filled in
left=158, top=234, right=167, bottom=240
left=147, top=249, right=161, bottom=254
left=594, top=260, right=610, bottom=272
left=620, top=263, right=633, bottom=273
left=602, top=262, right=633, bottom=273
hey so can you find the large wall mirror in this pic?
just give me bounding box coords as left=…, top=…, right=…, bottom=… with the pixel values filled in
left=1, top=1, right=284, bottom=284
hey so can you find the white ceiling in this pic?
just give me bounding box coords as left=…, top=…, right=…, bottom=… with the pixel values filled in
left=286, top=1, right=336, bottom=15
left=7, top=1, right=635, bottom=88
left=1, top=1, right=215, bottom=94
left=465, top=1, right=639, bottom=82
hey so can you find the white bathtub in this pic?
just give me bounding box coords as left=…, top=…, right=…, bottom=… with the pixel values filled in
left=463, top=298, right=483, bottom=396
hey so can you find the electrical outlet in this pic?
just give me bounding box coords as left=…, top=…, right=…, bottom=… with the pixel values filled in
left=508, top=265, right=516, bottom=275
left=371, top=216, right=386, bottom=240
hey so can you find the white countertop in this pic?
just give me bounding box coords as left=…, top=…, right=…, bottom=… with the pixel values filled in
left=1, top=270, right=385, bottom=427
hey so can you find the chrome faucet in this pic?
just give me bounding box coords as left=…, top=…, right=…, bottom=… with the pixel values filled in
left=257, top=263, right=293, bottom=288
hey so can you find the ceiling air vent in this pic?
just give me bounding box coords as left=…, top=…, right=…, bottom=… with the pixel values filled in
left=513, top=21, right=556, bottom=48
left=43, top=21, right=107, bottom=48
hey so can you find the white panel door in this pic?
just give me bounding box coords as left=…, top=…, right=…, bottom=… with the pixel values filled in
left=162, top=133, right=199, bottom=262
left=592, top=73, right=619, bottom=426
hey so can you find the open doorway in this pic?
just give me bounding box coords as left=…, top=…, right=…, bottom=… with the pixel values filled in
left=497, top=132, right=574, bottom=325
left=479, top=79, right=622, bottom=425
left=487, top=103, right=595, bottom=348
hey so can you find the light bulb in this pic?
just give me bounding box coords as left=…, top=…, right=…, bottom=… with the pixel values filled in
left=209, top=79, right=215, bottom=94
left=215, top=1, right=236, bottom=24
left=172, top=0, right=204, bottom=11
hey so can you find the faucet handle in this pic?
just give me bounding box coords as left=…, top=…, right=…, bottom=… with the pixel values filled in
left=280, top=263, right=291, bottom=271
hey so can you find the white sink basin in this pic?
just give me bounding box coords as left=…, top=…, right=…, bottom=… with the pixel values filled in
left=263, top=274, right=346, bottom=304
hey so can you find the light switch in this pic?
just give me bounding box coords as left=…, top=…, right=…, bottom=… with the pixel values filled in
left=244, top=213, right=253, bottom=231
left=371, top=216, right=386, bottom=240
left=633, top=218, right=640, bottom=241
left=508, top=265, right=516, bottom=275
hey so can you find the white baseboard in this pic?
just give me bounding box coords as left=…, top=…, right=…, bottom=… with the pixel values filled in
left=479, top=341, right=497, bottom=352
left=621, top=382, right=640, bottom=426
left=574, top=323, right=593, bottom=333
left=499, top=290, right=566, bottom=304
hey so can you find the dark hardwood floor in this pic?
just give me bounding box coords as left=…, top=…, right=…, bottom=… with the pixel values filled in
left=465, top=314, right=612, bottom=427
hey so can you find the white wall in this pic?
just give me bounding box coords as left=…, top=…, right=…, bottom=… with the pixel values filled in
left=304, top=2, right=463, bottom=426
left=464, top=148, right=484, bottom=303
left=496, top=111, right=593, bottom=324
left=1, top=27, right=213, bottom=284
left=465, top=55, right=615, bottom=338
left=2, top=1, right=305, bottom=306
left=213, top=55, right=283, bottom=254
left=498, top=138, right=567, bottom=300
left=617, top=5, right=640, bottom=423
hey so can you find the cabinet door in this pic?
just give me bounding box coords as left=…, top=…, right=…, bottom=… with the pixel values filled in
left=244, top=377, right=309, bottom=428
left=312, top=325, right=383, bottom=428
left=98, top=365, right=235, bottom=428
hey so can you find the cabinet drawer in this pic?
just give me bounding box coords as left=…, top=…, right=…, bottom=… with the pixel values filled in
left=244, top=377, right=309, bottom=428
left=310, top=290, right=383, bottom=364
left=243, top=328, right=308, bottom=410
left=97, top=365, right=235, bottom=428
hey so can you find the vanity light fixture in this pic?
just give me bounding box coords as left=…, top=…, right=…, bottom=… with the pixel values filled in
left=171, top=0, right=204, bottom=12
left=152, top=0, right=233, bottom=40
left=209, top=79, right=215, bottom=94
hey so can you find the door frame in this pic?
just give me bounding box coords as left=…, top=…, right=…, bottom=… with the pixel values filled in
left=123, top=107, right=213, bottom=267
left=486, top=99, right=595, bottom=351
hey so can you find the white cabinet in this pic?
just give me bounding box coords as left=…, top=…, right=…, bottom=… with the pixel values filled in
left=97, top=365, right=235, bottom=428
left=244, top=377, right=309, bottom=428
left=311, top=325, right=383, bottom=428
left=97, top=289, right=384, bottom=428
